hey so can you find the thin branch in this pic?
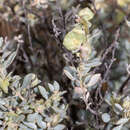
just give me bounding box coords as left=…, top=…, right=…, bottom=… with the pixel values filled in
left=118, top=75, right=130, bottom=94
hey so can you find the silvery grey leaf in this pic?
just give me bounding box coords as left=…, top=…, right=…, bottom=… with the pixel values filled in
left=81, top=67, right=91, bottom=76
left=38, top=85, right=48, bottom=99
left=24, top=110, right=33, bottom=114
left=116, top=118, right=129, bottom=125
left=114, top=103, right=123, bottom=112
left=0, top=104, right=7, bottom=111
left=4, top=51, right=17, bottom=68
left=21, top=73, right=34, bottom=89
left=0, top=120, right=3, bottom=125
left=48, top=83, right=55, bottom=92
left=2, top=51, right=11, bottom=60
left=102, top=113, right=111, bottom=123
left=64, top=69, right=75, bottom=81
left=125, top=18, right=130, bottom=27
left=10, top=99, right=18, bottom=107
left=44, top=116, right=52, bottom=122
left=27, top=113, right=38, bottom=122
left=19, top=124, right=32, bottom=130
left=87, top=74, right=101, bottom=87
left=16, top=115, right=25, bottom=122
left=53, top=81, right=60, bottom=91
left=84, top=75, right=92, bottom=85
left=23, top=121, right=37, bottom=129
left=0, top=112, right=4, bottom=119
left=112, top=124, right=123, bottom=130
left=36, top=117, right=47, bottom=129
left=0, top=37, right=3, bottom=48
left=0, top=99, right=6, bottom=105
left=85, top=58, right=101, bottom=68
left=54, top=124, right=65, bottom=130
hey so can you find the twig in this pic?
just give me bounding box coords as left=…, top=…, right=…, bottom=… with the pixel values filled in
left=95, top=28, right=120, bottom=100
left=101, top=28, right=120, bottom=62
left=118, top=65, right=130, bottom=94
left=118, top=75, right=130, bottom=94
left=91, top=0, right=107, bottom=45
left=22, top=0, right=33, bottom=51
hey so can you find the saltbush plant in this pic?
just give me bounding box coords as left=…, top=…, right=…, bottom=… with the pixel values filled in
left=0, top=0, right=129, bottom=130
left=0, top=38, right=67, bottom=129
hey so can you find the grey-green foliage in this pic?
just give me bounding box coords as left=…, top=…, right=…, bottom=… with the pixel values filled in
left=0, top=37, right=67, bottom=129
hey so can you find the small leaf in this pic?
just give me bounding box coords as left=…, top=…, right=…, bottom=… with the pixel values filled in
left=63, top=24, right=86, bottom=51
left=2, top=51, right=12, bottom=60
left=64, top=69, right=75, bottom=81
left=0, top=37, right=3, bottom=48
left=53, top=81, right=60, bottom=91
left=31, top=75, right=41, bottom=87
left=27, top=113, right=37, bottom=122
left=87, top=73, right=101, bottom=87
left=78, top=7, right=94, bottom=21
left=0, top=120, right=3, bottom=125
left=36, top=115, right=47, bottom=129
left=48, top=83, right=55, bottom=92
left=125, top=18, right=130, bottom=27
left=114, top=103, right=123, bottom=112
left=0, top=104, right=7, bottom=111
left=19, top=124, right=29, bottom=130
left=102, top=113, right=111, bottom=123
left=23, top=121, right=37, bottom=129
left=116, top=118, right=129, bottom=125
left=38, top=85, right=48, bottom=99
left=54, top=124, right=65, bottom=130
left=21, top=73, right=35, bottom=89
left=84, top=75, right=92, bottom=85
left=16, top=115, right=25, bottom=122
left=112, top=124, right=123, bottom=130
left=4, top=51, right=17, bottom=68
left=0, top=77, right=9, bottom=93
left=85, top=59, right=101, bottom=67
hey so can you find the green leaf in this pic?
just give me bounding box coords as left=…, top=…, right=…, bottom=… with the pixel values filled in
left=78, top=7, right=94, bottom=21
left=63, top=24, right=86, bottom=51
left=0, top=77, right=9, bottom=93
